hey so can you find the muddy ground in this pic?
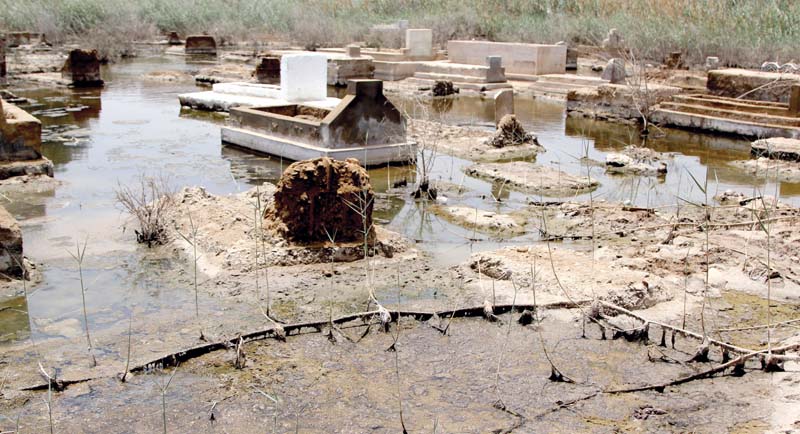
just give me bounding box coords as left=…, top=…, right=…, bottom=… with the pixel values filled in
left=0, top=45, right=799, bottom=433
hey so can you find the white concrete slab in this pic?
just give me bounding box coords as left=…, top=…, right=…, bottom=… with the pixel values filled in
left=221, top=127, right=417, bottom=165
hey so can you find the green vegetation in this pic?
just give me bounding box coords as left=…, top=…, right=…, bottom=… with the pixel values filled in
left=0, top=0, right=798, bottom=66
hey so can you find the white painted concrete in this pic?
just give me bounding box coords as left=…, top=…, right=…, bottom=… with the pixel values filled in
left=405, top=29, right=433, bottom=57
left=221, top=127, right=417, bottom=165
left=280, top=53, right=328, bottom=102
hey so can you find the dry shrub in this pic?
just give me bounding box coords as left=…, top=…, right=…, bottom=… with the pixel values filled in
left=115, top=174, right=174, bottom=247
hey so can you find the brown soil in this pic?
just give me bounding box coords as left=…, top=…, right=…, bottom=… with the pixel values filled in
left=265, top=157, right=375, bottom=244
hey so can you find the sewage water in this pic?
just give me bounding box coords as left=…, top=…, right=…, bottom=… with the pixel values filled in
left=1, top=54, right=797, bottom=343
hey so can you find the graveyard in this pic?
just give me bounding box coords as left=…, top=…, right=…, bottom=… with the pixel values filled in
left=0, top=2, right=799, bottom=432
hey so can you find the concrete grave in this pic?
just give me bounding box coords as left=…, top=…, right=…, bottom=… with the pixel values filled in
left=255, top=57, right=280, bottom=84
left=494, top=89, right=514, bottom=126
left=61, top=49, right=103, bottom=87
left=707, top=69, right=800, bottom=103
left=411, top=55, right=508, bottom=90
left=185, top=35, right=217, bottom=55
left=651, top=93, right=800, bottom=139
left=0, top=99, right=54, bottom=179
left=791, top=84, right=800, bottom=116
left=180, top=53, right=340, bottom=111
left=405, top=29, right=433, bottom=58
left=221, top=79, right=416, bottom=165
left=446, top=41, right=566, bottom=77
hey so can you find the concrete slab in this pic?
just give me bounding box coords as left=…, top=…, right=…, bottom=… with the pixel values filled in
left=447, top=41, right=566, bottom=75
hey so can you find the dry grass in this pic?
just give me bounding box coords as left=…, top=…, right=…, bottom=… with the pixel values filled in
left=115, top=174, right=174, bottom=247
left=0, top=0, right=797, bottom=66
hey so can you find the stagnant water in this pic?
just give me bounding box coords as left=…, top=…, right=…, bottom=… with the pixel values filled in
left=1, top=53, right=797, bottom=344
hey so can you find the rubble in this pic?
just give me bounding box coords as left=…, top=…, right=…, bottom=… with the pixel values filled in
left=465, top=162, right=599, bottom=197
left=605, top=145, right=669, bottom=176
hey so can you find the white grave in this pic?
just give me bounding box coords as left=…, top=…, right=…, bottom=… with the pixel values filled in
left=281, top=53, right=328, bottom=102
left=405, top=29, right=433, bottom=57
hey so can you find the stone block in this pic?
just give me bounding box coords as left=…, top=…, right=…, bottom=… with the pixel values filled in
left=346, top=45, right=361, bottom=58
left=61, top=49, right=103, bottom=87
left=707, top=69, right=800, bottom=102
left=255, top=57, right=280, bottom=84
left=486, top=56, right=506, bottom=83
left=1, top=99, right=42, bottom=160
left=185, top=35, right=217, bottom=55
left=280, top=53, right=328, bottom=102
left=601, top=58, right=626, bottom=84
left=494, top=89, right=514, bottom=126
left=602, top=28, right=624, bottom=52
left=405, top=29, right=433, bottom=58
left=705, top=56, right=720, bottom=71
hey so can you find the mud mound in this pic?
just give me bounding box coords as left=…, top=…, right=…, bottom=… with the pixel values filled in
left=266, top=157, right=375, bottom=243
left=432, top=80, right=458, bottom=96
left=486, top=115, right=539, bottom=148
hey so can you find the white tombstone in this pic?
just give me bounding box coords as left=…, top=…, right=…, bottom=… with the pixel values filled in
left=405, top=29, right=433, bottom=57
left=280, top=53, right=328, bottom=102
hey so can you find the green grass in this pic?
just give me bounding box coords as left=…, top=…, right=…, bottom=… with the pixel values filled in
left=0, top=0, right=798, bottom=66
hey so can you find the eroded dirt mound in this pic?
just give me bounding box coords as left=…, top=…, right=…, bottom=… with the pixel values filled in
left=486, top=114, right=539, bottom=148
left=266, top=157, right=375, bottom=243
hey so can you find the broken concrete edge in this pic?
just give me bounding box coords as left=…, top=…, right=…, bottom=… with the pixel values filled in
left=1, top=99, right=42, bottom=160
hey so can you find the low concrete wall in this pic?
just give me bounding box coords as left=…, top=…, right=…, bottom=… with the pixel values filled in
left=1, top=100, right=42, bottom=160
left=447, top=41, right=566, bottom=75
left=707, top=69, right=800, bottom=103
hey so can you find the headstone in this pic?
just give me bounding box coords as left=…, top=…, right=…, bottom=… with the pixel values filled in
left=601, top=58, right=626, bottom=84
left=494, top=89, right=514, bottom=126
left=185, top=35, right=217, bottom=55
left=705, top=56, right=720, bottom=71
left=790, top=84, right=800, bottom=117
left=486, top=56, right=506, bottom=83
left=61, top=49, right=103, bottom=87
left=255, top=57, right=280, bottom=84
left=603, top=29, right=624, bottom=50
left=405, top=29, right=432, bottom=57
left=280, top=53, right=327, bottom=102
left=346, top=44, right=361, bottom=58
